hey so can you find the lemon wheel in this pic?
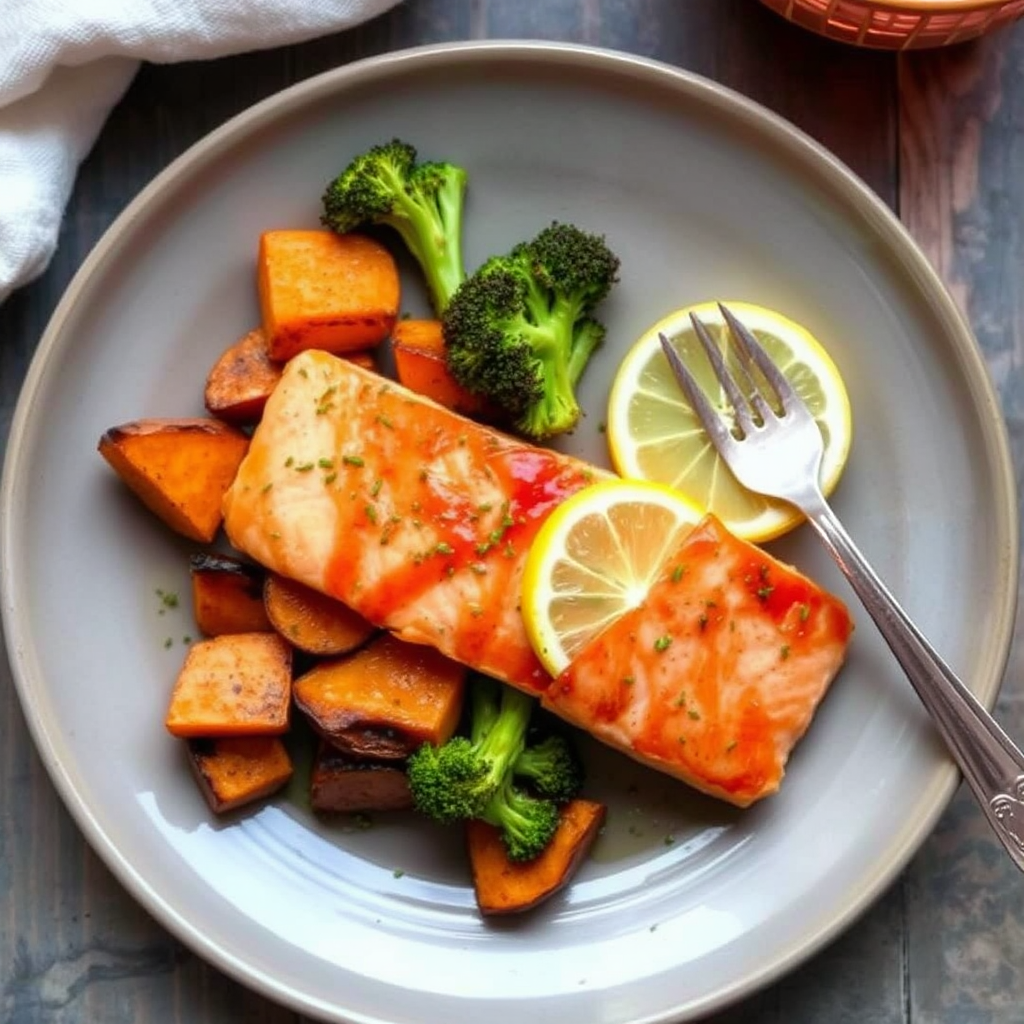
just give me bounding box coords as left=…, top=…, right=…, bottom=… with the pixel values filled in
left=521, top=479, right=703, bottom=677
left=606, top=301, right=852, bottom=543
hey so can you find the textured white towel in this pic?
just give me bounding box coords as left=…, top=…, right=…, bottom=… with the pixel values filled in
left=0, top=0, right=401, bottom=305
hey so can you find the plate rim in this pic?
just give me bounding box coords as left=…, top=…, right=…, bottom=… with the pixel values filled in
left=1, top=38, right=1018, bottom=1023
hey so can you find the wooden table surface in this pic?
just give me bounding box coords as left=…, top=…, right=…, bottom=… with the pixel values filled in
left=2, top=2, right=1023, bottom=1021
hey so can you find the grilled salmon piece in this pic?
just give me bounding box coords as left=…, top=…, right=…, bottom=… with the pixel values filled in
left=543, top=515, right=854, bottom=806
left=221, top=351, right=602, bottom=692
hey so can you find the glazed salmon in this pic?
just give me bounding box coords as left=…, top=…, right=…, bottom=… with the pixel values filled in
left=221, top=351, right=603, bottom=692
left=544, top=515, right=854, bottom=806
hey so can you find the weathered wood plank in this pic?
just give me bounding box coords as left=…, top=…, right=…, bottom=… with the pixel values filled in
left=899, top=30, right=1024, bottom=1024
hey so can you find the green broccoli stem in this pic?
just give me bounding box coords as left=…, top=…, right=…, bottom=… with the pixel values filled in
left=468, top=677, right=535, bottom=789
left=567, top=323, right=604, bottom=386
left=517, top=295, right=585, bottom=436
left=389, top=178, right=465, bottom=315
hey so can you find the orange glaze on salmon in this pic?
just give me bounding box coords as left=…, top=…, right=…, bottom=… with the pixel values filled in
left=221, top=351, right=605, bottom=692
left=543, top=515, right=854, bottom=806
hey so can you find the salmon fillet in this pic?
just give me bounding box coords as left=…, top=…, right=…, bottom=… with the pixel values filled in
left=543, top=514, right=854, bottom=806
left=221, top=351, right=602, bottom=692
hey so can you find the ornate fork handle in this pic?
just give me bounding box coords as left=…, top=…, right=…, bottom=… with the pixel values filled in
left=800, top=484, right=1024, bottom=866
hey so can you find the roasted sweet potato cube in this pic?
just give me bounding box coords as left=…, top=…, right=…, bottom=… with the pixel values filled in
left=204, top=328, right=283, bottom=424
left=190, top=553, right=272, bottom=636
left=166, top=632, right=292, bottom=737
left=258, top=230, right=399, bottom=360
left=392, top=319, right=483, bottom=414
left=264, top=573, right=376, bottom=656
left=186, top=735, right=293, bottom=813
left=98, top=417, right=249, bottom=543
left=467, top=799, right=606, bottom=915
left=292, top=633, right=466, bottom=759
left=309, top=740, right=413, bottom=813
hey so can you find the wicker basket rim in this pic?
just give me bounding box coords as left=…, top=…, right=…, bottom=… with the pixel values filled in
left=821, top=0, right=1014, bottom=11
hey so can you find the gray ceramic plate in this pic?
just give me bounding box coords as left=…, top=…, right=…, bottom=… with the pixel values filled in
left=1, top=41, right=1017, bottom=1024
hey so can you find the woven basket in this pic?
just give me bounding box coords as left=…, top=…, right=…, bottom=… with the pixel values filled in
left=758, top=0, right=1024, bottom=49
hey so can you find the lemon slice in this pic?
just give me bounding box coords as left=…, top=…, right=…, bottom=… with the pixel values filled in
left=606, top=300, right=852, bottom=543
left=521, top=479, right=703, bottom=677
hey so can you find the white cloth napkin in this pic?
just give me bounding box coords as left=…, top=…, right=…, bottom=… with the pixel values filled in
left=0, top=0, right=402, bottom=306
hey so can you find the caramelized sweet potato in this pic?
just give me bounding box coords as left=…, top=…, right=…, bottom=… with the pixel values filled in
left=165, top=632, right=292, bottom=737
left=467, top=799, right=606, bottom=915
left=392, top=319, right=483, bottom=414
left=264, top=573, right=376, bottom=656
left=190, top=553, right=272, bottom=636
left=186, top=735, right=293, bottom=813
left=98, top=418, right=249, bottom=543
left=292, top=633, right=466, bottom=759
left=204, top=328, right=283, bottom=424
left=309, top=740, right=413, bottom=813
left=258, top=230, right=399, bottom=361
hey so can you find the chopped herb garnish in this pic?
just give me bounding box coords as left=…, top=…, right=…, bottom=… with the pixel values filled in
left=295, top=462, right=315, bottom=472
left=298, top=367, right=309, bottom=378
left=725, top=740, right=738, bottom=753
left=622, top=675, right=635, bottom=686
left=434, top=541, right=454, bottom=556
left=698, top=612, right=709, bottom=630
left=470, top=562, right=488, bottom=575
left=475, top=542, right=493, bottom=556
left=159, top=591, right=179, bottom=609
left=370, top=478, right=383, bottom=497
left=163, top=637, right=173, bottom=649
left=780, top=644, right=791, bottom=660
left=182, top=635, right=192, bottom=644
left=597, top=421, right=607, bottom=434
left=318, top=457, right=334, bottom=469
left=469, top=604, right=484, bottom=618
left=445, top=565, right=456, bottom=578
left=757, top=585, right=775, bottom=601
left=261, top=482, right=274, bottom=494
left=392, top=868, right=405, bottom=878
left=799, top=603, right=811, bottom=622
left=664, top=835, right=676, bottom=846
left=364, top=505, right=378, bottom=524
left=654, top=635, right=672, bottom=652
left=343, top=454, right=365, bottom=467
left=671, top=564, right=687, bottom=583
left=376, top=413, right=394, bottom=429
left=477, top=502, right=493, bottom=512
left=284, top=456, right=294, bottom=468
left=323, top=472, right=337, bottom=485
left=688, top=709, right=701, bottom=721
left=419, top=469, right=428, bottom=482
left=504, top=542, right=516, bottom=558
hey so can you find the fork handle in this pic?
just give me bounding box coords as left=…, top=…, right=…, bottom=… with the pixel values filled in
left=802, top=489, right=1024, bottom=872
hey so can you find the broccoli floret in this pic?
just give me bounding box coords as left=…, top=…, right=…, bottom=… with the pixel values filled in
left=407, top=675, right=533, bottom=823
left=513, top=734, right=584, bottom=804
left=321, top=139, right=467, bottom=314
left=442, top=221, right=619, bottom=439
left=479, top=773, right=561, bottom=863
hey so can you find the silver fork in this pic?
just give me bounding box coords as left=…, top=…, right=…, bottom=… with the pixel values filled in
left=659, top=303, right=1024, bottom=872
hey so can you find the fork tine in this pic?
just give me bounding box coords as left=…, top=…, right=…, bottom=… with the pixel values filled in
left=718, top=303, right=799, bottom=414
left=658, top=333, right=737, bottom=454
left=688, top=313, right=756, bottom=436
